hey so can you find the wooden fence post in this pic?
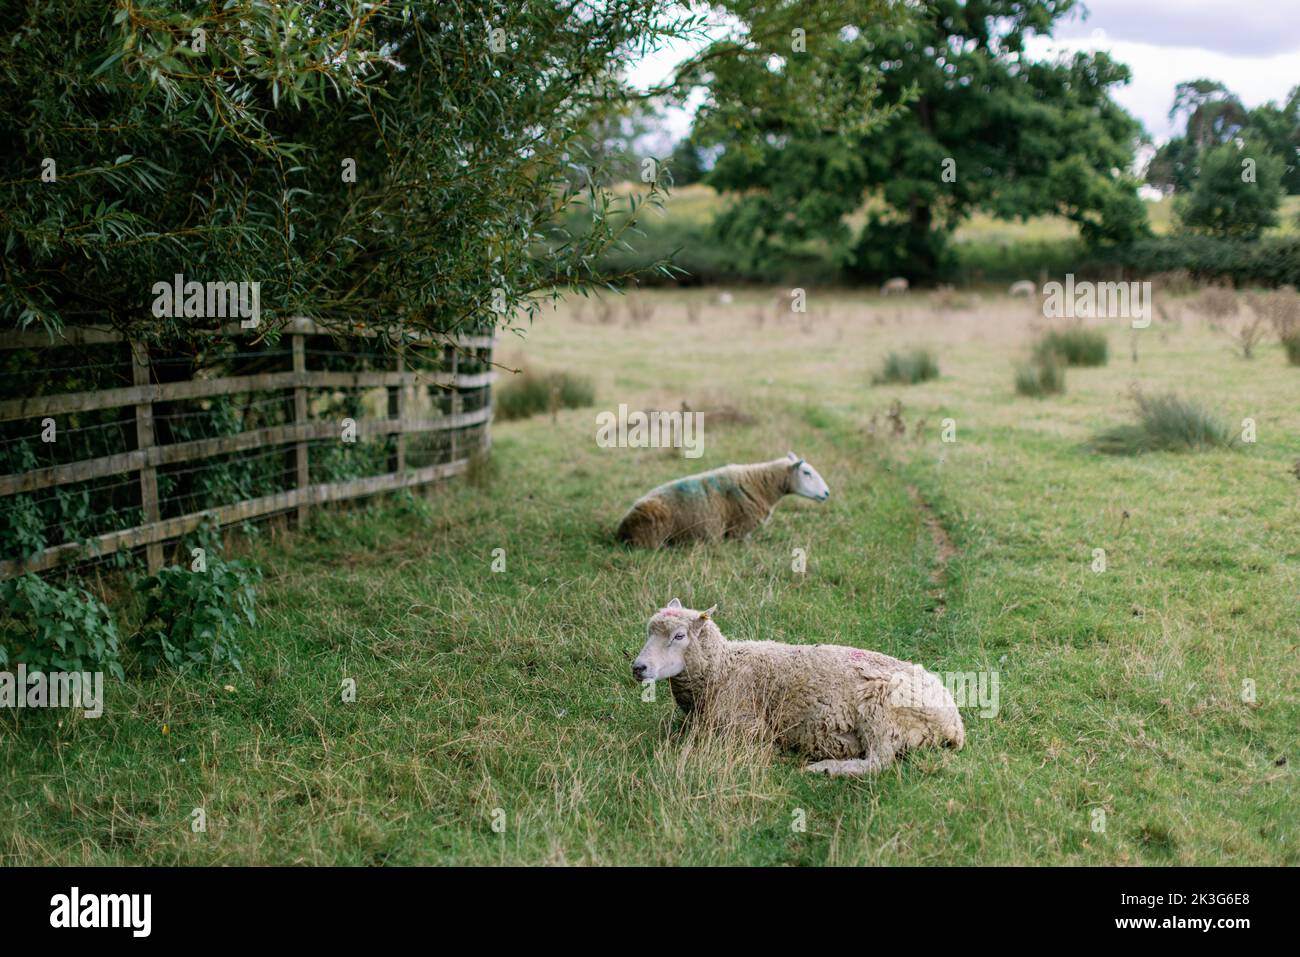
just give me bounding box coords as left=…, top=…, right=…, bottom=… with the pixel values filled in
left=390, top=347, right=405, bottom=475
left=130, top=339, right=163, bottom=572
left=449, top=343, right=461, bottom=465
left=292, top=334, right=309, bottom=525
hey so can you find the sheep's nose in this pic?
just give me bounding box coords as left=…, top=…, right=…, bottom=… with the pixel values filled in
left=632, top=662, right=648, bottom=680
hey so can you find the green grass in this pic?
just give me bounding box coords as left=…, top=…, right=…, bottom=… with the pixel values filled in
left=1034, top=327, right=1109, bottom=367
left=1092, top=391, right=1240, bottom=456
left=1, top=289, right=1296, bottom=865
left=872, top=349, right=940, bottom=385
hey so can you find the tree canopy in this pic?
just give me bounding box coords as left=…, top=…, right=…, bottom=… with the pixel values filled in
left=690, top=0, right=1148, bottom=280
left=1, top=1, right=702, bottom=339
left=1147, top=79, right=1299, bottom=197
left=1177, top=140, right=1285, bottom=240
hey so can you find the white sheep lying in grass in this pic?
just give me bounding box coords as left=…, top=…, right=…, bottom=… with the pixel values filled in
left=1009, top=279, right=1036, bottom=297
left=880, top=277, right=909, bottom=296
left=632, top=600, right=965, bottom=776
left=616, top=453, right=829, bottom=547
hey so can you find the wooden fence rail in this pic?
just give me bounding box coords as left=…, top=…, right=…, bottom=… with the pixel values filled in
left=0, top=319, right=494, bottom=579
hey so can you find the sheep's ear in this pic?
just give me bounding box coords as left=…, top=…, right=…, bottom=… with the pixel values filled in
left=786, top=451, right=799, bottom=462
left=667, top=598, right=682, bottom=609
left=698, top=605, right=717, bottom=620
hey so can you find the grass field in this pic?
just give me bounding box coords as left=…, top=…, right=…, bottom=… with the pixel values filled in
left=2, top=288, right=1297, bottom=865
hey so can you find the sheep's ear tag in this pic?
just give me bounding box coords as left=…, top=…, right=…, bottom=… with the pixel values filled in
left=667, top=598, right=682, bottom=609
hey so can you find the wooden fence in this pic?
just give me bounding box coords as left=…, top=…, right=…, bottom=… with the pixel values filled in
left=0, top=318, right=494, bottom=579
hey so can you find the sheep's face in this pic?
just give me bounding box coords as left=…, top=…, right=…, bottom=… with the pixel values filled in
left=632, top=599, right=715, bottom=682
left=786, top=452, right=830, bottom=502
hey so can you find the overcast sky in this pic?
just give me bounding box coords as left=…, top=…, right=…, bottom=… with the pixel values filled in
left=630, top=0, right=1300, bottom=144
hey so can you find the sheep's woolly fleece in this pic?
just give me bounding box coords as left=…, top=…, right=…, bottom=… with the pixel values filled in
left=616, top=454, right=829, bottom=547
left=633, top=601, right=964, bottom=777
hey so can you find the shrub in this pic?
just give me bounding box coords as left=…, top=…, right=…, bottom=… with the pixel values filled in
left=1098, top=236, right=1300, bottom=289
left=1093, top=391, right=1238, bottom=455
left=1245, top=288, right=1300, bottom=364
left=495, top=368, right=595, bottom=421
left=1194, top=286, right=1240, bottom=324
left=1177, top=141, right=1285, bottom=240
left=1148, top=269, right=1198, bottom=297
left=1015, top=354, right=1067, bottom=397
left=134, top=553, right=261, bottom=673
left=1034, top=327, right=1108, bottom=367
left=3, top=2, right=683, bottom=339
left=1283, top=336, right=1300, bottom=366
left=0, top=575, right=124, bottom=679
left=872, top=350, right=940, bottom=385
left=1230, top=313, right=1270, bottom=359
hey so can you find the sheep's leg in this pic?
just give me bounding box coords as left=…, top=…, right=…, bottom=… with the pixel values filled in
left=803, top=755, right=891, bottom=777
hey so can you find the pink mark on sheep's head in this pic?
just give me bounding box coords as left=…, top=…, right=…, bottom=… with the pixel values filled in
left=632, top=598, right=716, bottom=683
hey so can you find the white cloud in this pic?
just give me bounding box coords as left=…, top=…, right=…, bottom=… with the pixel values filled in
left=1054, top=0, right=1300, bottom=57
left=1024, top=34, right=1300, bottom=141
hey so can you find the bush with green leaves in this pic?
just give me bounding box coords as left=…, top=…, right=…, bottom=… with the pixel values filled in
left=1177, top=141, right=1286, bottom=240
left=495, top=368, right=595, bottom=421
left=0, top=575, right=124, bottom=679
left=1093, top=391, right=1238, bottom=455
left=2, top=1, right=694, bottom=340
left=1099, top=236, right=1300, bottom=289
left=1015, top=354, right=1067, bottom=397
left=872, top=350, right=940, bottom=386
left=134, top=554, right=261, bottom=674
left=1034, top=327, right=1108, bottom=367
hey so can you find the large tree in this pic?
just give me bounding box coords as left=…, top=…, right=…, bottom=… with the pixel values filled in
left=691, top=0, right=1148, bottom=280
left=1178, top=140, right=1285, bottom=239
left=1148, top=80, right=1299, bottom=197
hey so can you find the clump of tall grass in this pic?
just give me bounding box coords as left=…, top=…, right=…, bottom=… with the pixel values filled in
left=872, top=349, right=939, bottom=385
left=1015, top=353, right=1066, bottom=397
left=495, top=366, right=595, bottom=421
left=625, top=294, right=655, bottom=325
left=1283, top=336, right=1300, bottom=366
left=1092, top=390, right=1238, bottom=455
left=1033, top=327, right=1108, bottom=367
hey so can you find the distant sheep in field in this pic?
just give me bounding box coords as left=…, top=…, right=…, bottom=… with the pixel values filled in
left=880, top=277, right=909, bottom=296
left=717, top=291, right=735, bottom=305
left=632, top=600, right=965, bottom=776
left=1009, top=280, right=1036, bottom=297
left=616, top=453, right=829, bottom=547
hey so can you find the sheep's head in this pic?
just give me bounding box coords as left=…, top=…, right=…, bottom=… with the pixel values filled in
left=785, top=452, right=830, bottom=502
left=632, top=598, right=716, bottom=682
